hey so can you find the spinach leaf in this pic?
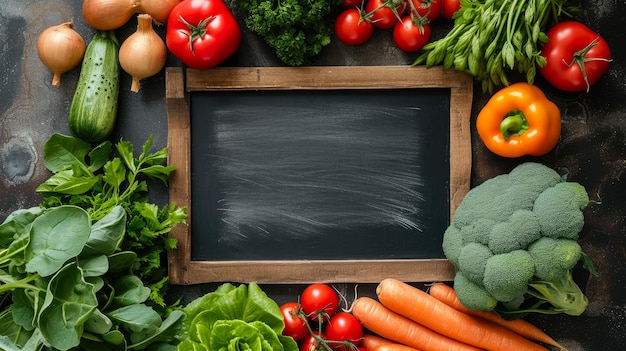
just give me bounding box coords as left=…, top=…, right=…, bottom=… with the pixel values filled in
left=113, top=275, right=151, bottom=306
left=24, top=206, right=91, bottom=277
left=108, top=304, right=162, bottom=333
left=83, top=205, right=126, bottom=256
left=78, top=254, right=109, bottom=277
left=42, top=133, right=92, bottom=174
left=128, top=310, right=186, bottom=350
left=38, top=262, right=98, bottom=350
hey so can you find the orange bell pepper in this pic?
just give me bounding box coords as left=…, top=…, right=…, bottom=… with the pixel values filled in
left=476, top=82, right=561, bottom=158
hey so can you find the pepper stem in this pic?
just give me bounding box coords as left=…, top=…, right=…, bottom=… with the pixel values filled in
left=500, top=110, right=529, bottom=141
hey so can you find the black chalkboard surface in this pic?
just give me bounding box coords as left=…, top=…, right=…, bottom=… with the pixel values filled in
left=190, top=89, right=449, bottom=261
left=166, top=66, right=473, bottom=284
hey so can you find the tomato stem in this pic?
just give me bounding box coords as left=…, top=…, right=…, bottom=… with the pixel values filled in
left=178, top=15, right=215, bottom=55
left=562, top=37, right=613, bottom=92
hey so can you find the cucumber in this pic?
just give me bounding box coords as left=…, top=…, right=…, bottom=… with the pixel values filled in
left=69, top=30, right=120, bottom=143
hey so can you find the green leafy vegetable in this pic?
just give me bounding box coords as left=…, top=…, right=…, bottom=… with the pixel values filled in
left=177, top=283, right=299, bottom=351
left=0, top=205, right=185, bottom=350
left=228, top=0, right=341, bottom=66
left=36, top=133, right=187, bottom=308
left=414, top=0, right=580, bottom=93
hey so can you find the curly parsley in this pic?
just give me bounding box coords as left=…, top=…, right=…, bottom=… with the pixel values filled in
left=228, top=0, right=341, bottom=66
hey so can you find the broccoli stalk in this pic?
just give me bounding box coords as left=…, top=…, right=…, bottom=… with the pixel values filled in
left=498, top=270, right=588, bottom=318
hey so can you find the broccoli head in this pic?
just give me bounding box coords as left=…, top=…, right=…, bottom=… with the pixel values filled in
left=442, top=162, right=594, bottom=316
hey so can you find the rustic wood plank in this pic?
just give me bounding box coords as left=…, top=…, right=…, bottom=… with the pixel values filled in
left=186, top=259, right=455, bottom=284
left=165, top=67, right=191, bottom=284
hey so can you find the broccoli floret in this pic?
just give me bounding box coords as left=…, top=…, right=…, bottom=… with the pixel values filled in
left=556, top=181, right=591, bottom=209
left=442, top=225, right=463, bottom=269
left=444, top=162, right=593, bottom=317
left=454, top=272, right=498, bottom=311
left=488, top=209, right=541, bottom=254
left=534, top=182, right=587, bottom=240
left=483, top=250, right=535, bottom=302
left=459, top=218, right=496, bottom=246
left=507, top=162, right=562, bottom=195
left=458, top=243, right=493, bottom=286
left=452, top=174, right=511, bottom=227
left=453, top=162, right=560, bottom=231
left=528, top=237, right=582, bottom=281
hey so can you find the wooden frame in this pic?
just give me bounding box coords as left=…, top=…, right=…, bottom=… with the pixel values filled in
left=166, top=66, right=473, bottom=284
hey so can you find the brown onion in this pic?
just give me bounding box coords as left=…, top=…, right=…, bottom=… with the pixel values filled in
left=36, top=22, right=86, bottom=87
left=138, top=0, right=181, bottom=24
left=82, top=0, right=137, bottom=30
left=82, top=0, right=180, bottom=30
left=119, top=14, right=167, bottom=92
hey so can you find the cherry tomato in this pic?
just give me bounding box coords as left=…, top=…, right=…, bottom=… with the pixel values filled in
left=300, top=284, right=339, bottom=322
left=407, top=0, right=441, bottom=22
left=300, top=331, right=325, bottom=351
left=392, top=17, right=431, bottom=52
left=538, top=21, right=611, bottom=92
left=325, top=312, right=363, bottom=351
left=366, top=0, right=406, bottom=30
left=165, top=0, right=241, bottom=69
left=341, top=0, right=364, bottom=7
left=334, top=9, right=374, bottom=46
left=280, top=302, right=309, bottom=341
left=441, top=0, right=460, bottom=20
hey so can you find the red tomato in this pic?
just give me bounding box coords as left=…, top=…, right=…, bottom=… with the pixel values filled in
left=325, top=312, right=363, bottom=351
left=341, top=0, right=364, bottom=7
left=441, top=0, right=460, bottom=20
left=300, top=284, right=339, bottom=322
left=300, top=331, right=325, bottom=351
left=334, top=9, right=374, bottom=45
left=280, top=302, right=309, bottom=341
left=166, top=0, right=241, bottom=69
left=407, top=0, right=441, bottom=22
left=366, top=0, right=406, bottom=30
left=539, top=21, right=611, bottom=92
left=393, top=17, right=431, bottom=52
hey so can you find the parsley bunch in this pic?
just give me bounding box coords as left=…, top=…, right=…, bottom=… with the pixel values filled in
left=36, top=134, right=187, bottom=309
left=228, top=0, right=341, bottom=66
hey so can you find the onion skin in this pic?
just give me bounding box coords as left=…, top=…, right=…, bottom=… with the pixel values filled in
left=82, top=0, right=181, bottom=30
left=37, top=22, right=86, bottom=87
left=119, top=14, right=167, bottom=92
left=82, top=0, right=138, bottom=30
left=139, top=0, right=181, bottom=24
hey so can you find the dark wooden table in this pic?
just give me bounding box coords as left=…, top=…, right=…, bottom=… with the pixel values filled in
left=1, top=1, right=624, bottom=349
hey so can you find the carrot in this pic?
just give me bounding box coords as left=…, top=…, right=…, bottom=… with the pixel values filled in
left=361, top=334, right=421, bottom=351
left=376, top=343, right=423, bottom=351
left=428, top=283, right=567, bottom=351
left=376, top=278, right=550, bottom=351
left=351, top=297, right=482, bottom=351
left=361, top=334, right=397, bottom=351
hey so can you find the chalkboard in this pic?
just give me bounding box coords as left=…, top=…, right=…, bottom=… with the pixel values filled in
left=165, top=66, right=473, bottom=284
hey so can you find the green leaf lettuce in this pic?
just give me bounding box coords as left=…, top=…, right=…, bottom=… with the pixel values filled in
left=178, top=283, right=298, bottom=351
